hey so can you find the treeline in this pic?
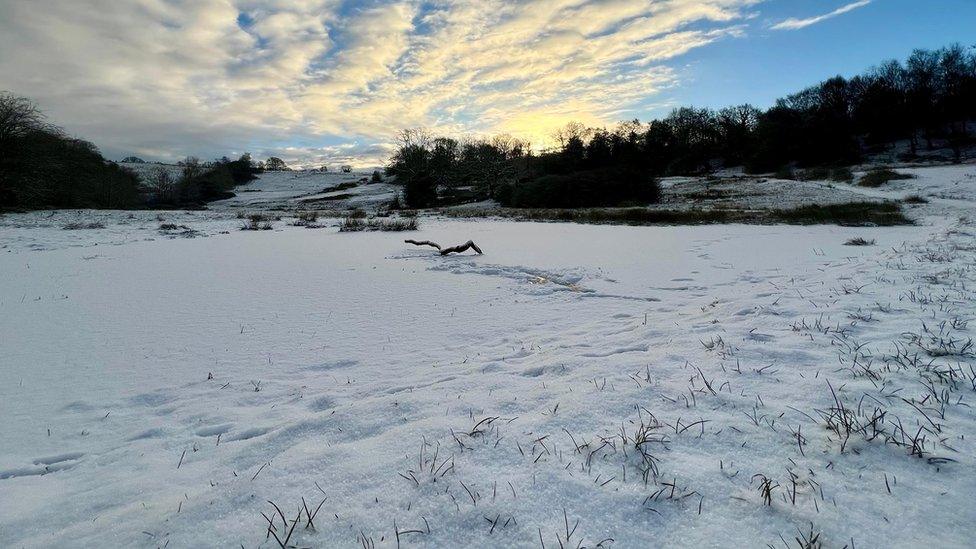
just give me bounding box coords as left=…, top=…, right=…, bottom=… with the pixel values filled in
left=0, top=92, right=265, bottom=210
left=142, top=154, right=261, bottom=207
left=387, top=44, right=976, bottom=208
left=1, top=93, right=143, bottom=209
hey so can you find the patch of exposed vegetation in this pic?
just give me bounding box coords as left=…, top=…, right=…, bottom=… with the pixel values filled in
left=858, top=168, right=915, bottom=188
left=290, top=211, right=319, bottom=226
left=62, top=221, right=106, bottom=230
left=446, top=201, right=911, bottom=227
left=771, top=202, right=910, bottom=226
left=844, top=237, right=876, bottom=246
left=302, top=193, right=354, bottom=203
left=903, top=194, right=929, bottom=204
left=241, top=213, right=273, bottom=231
left=797, top=166, right=855, bottom=183
left=339, top=216, right=419, bottom=232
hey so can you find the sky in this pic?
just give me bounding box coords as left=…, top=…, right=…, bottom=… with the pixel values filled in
left=0, top=0, right=974, bottom=168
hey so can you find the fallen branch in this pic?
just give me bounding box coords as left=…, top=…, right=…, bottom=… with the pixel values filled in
left=405, top=239, right=483, bottom=255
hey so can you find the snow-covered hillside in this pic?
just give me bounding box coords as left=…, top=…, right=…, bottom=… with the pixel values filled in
left=1, top=165, right=975, bottom=547
left=212, top=170, right=397, bottom=211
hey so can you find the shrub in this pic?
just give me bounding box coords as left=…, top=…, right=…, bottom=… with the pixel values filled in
left=371, top=170, right=383, bottom=183
left=291, top=210, right=319, bottom=226
left=844, top=237, right=876, bottom=246
left=404, top=173, right=437, bottom=208
left=858, top=168, right=914, bottom=187
left=903, top=194, right=929, bottom=204
left=339, top=217, right=366, bottom=232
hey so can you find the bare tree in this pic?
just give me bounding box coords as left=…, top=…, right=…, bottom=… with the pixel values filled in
left=144, top=166, right=178, bottom=204
left=0, top=92, right=50, bottom=143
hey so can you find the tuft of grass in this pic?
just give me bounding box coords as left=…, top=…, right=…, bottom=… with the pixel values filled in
left=290, top=210, right=320, bottom=226
left=858, top=168, right=915, bottom=188
left=844, top=237, right=876, bottom=246
left=903, top=194, right=929, bottom=204
left=241, top=213, right=273, bottom=231
left=62, top=222, right=105, bottom=230
left=339, top=216, right=419, bottom=232
left=771, top=202, right=910, bottom=226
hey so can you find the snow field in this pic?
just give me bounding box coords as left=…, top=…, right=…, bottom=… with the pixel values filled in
left=0, top=165, right=975, bottom=547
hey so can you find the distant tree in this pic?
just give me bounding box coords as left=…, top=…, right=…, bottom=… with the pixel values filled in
left=371, top=170, right=383, bottom=183
left=386, top=129, right=436, bottom=207
left=265, top=156, right=288, bottom=171
left=717, top=104, right=760, bottom=166
left=552, top=121, right=591, bottom=149
left=180, top=156, right=203, bottom=179
left=220, top=153, right=261, bottom=184
left=429, top=137, right=460, bottom=186
left=905, top=48, right=940, bottom=150
left=851, top=60, right=907, bottom=148
left=121, top=156, right=146, bottom=163
left=937, top=44, right=973, bottom=161
left=145, top=166, right=178, bottom=204
left=0, top=93, right=47, bottom=143
left=662, top=107, right=719, bottom=173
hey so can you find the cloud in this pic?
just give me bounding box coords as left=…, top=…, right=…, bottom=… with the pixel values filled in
left=771, top=0, right=871, bottom=31
left=0, top=0, right=761, bottom=166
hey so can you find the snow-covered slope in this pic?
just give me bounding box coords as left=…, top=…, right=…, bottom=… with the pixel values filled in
left=1, top=165, right=975, bottom=547
left=212, top=170, right=396, bottom=211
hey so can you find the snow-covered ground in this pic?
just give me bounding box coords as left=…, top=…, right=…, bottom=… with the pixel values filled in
left=1, top=165, right=975, bottom=547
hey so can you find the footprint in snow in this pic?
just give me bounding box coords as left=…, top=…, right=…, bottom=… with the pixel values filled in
left=0, top=453, right=85, bottom=480
left=223, top=426, right=272, bottom=442
left=195, top=423, right=234, bottom=437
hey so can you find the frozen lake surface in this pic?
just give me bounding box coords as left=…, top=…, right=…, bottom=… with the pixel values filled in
left=1, top=164, right=975, bottom=547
